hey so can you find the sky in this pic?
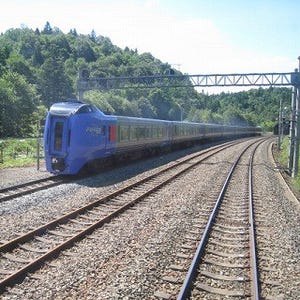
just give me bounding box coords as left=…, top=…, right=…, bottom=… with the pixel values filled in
left=0, top=0, right=299, bottom=92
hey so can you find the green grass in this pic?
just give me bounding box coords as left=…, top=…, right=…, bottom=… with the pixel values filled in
left=278, top=136, right=300, bottom=192
left=0, top=157, right=37, bottom=168
left=278, top=137, right=290, bottom=166
left=0, top=138, right=43, bottom=169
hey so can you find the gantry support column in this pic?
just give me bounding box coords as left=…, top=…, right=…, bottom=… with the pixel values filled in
left=291, top=57, right=300, bottom=177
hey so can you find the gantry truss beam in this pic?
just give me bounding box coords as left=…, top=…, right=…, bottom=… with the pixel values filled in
left=189, top=72, right=294, bottom=87
left=77, top=71, right=300, bottom=93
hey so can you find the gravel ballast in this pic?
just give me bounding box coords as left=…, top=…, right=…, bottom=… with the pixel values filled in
left=0, top=138, right=299, bottom=299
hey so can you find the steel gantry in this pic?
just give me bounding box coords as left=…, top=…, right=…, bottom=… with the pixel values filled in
left=77, top=71, right=299, bottom=97
left=77, top=61, right=300, bottom=177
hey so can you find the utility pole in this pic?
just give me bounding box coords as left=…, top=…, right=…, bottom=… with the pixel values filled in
left=36, top=121, right=40, bottom=171
left=292, top=57, right=300, bottom=177
left=77, top=68, right=89, bottom=101
left=288, top=84, right=296, bottom=173
left=278, top=98, right=283, bottom=150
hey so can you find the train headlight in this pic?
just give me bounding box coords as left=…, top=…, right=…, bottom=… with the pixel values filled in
left=51, top=157, right=58, bottom=164
left=51, top=157, right=65, bottom=171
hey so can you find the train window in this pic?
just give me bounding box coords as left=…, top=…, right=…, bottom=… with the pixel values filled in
left=151, top=126, right=155, bottom=138
left=152, top=126, right=158, bottom=138
left=54, top=122, right=63, bottom=151
left=158, top=127, right=163, bottom=138
left=157, top=126, right=161, bottom=138
left=136, top=127, right=140, bottom=139
left=76, top=105, right=94, bottom=114
left=145, top=127, right=150, bottom=138
left=139, top=127, right=146, bottom=139
left=175, top=125, right=179, bottom=136
left=120, top=125, right=130, bottom=141
left=163, top=126, right=167, bottom=137
left=117, top=125, right=120, bottom=142
left=131, top=126, right=138, bottom=140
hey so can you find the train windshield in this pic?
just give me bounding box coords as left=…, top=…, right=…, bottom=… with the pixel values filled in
left=49, top=118, right=68, bottom=155
left=54, top=121, right=64, bottom=151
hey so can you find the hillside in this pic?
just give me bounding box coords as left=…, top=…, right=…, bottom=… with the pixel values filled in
left=0, top=22, right=290, bottom=137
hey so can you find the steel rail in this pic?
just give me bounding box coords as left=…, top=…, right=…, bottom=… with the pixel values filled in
left=0, top=140, right=239, bottom=254
left=177, top=138, right=266, bottom=300
left=0, top=176, right=64, bottom=203
left=0, top=139, right=246, bottom=292
left=248, top=141, right=261, bottom=299
left=0, top=139, right=241, bottom=203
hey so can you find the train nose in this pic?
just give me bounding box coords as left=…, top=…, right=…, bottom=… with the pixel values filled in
left=51, top=157, right=65, bottom=172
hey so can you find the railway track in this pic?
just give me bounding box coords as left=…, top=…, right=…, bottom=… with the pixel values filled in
left=0, top=176, right=66, bottom=203
left=155, top=138, right=268, bottom=299
left=0, top=139, right=248, bottom=293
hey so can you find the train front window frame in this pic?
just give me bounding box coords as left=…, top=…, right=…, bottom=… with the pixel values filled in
left=54, top=121, right=64, bottom=151
left=76, top=105, right=96, bottom=114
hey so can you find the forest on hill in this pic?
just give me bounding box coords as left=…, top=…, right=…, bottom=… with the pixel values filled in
left=0, top=22, right=291, bottom=138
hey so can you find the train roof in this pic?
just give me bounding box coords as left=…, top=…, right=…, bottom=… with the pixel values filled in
left=49, top=101, right=106, bottom=117
left=48, top=101, right=258, bottom=129
left=116, top=115, right=170, bottom=125
left=49, top=101, right=85, bottom=116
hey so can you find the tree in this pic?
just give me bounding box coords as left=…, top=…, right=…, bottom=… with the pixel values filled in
left=69, top=28, right=78, bottom=37
left=223, top=106, right=248, bottom=126
left=137, top=97, right=156, bottom=119
left=0, top=72, right=39, bottom=137
left=32, top=42, right=44, bottom=65
left=149, top=89, right=172, bottom=120
left=38, top=57, right=73, bottom=107
left=19, top=28, right=38, bottom=59
left=187, top=108, right=214, bottom=123
left=42, top=22, right=53, bottom=34
left=74, top=37, right=96, bottom=62
left=89, top=29, right=97, bottom=42
left=85, top=91, right=115, bottom=114
left=0, top=44, right=9, bottom=76
left=6, top=52, right=35, bottom=83
left=108, top=95, right=137, bottom=116
left=0, top=24, right=290, bottom=138
left=100, top=37, right=115, bottom=56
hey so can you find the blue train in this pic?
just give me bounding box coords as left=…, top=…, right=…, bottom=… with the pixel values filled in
left=44, top=101, right=261, bottom=175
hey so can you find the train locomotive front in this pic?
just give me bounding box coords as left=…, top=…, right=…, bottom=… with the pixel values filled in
left=44, top=101, right=116, bottom=174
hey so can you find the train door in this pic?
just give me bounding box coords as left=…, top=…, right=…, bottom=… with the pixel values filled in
left=49, top=117, right=69, bottom=156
